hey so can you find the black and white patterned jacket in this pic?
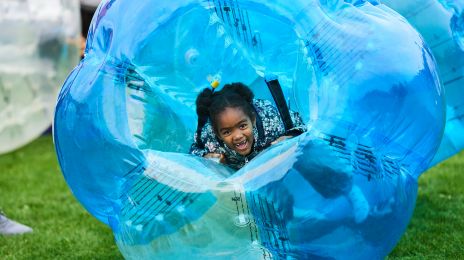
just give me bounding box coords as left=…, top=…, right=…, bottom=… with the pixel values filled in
left=189, top=99, right=306, bottom=170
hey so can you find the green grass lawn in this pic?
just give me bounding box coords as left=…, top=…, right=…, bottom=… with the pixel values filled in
left=0, top=136, right=463, bottom=259
left=388, top=149, right=464, bottom=258
left=0, top=136, right=122, bottom=259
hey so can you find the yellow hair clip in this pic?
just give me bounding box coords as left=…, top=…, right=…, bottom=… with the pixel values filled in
left=207, top=73, right=221, bottom=91
left=210, top=80, right=220, bottom=89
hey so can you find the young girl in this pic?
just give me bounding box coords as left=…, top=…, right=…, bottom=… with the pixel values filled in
left=189, top=82, right=306, bottom=170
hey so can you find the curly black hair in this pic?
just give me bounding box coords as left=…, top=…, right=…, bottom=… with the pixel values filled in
left=195, top=82, right=256, bottom=142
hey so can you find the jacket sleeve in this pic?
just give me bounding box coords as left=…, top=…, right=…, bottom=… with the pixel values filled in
left=189, top=134, right=208, bottom=157
left=189, top=122, right=219, bottom=156
left=288, top=110, right=307, bottom=136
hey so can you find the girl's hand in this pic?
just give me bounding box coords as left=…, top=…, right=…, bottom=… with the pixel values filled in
left=204, top=153, right=225, bottom=163
left=271, top=135, right=292, bottom=145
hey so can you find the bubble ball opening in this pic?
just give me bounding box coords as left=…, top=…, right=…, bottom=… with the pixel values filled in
left=54, top=0, right=447, bottom=259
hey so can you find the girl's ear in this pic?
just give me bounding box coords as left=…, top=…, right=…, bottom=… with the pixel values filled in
left=252, top=111, right=257, bottom=126
left=214, top=129, right=223, bottom=140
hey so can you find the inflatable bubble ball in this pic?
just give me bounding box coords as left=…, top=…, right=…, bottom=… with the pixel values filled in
left=382, top=0, right=464, bottom=165
left=0, top=0, right=81, bottom=154
left=54, top=0, right=446, bottom=258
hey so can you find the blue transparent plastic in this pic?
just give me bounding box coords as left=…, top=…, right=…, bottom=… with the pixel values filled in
left=54, top=0, right=448, bottom=258
left=382, top=0, right=464, bottom=165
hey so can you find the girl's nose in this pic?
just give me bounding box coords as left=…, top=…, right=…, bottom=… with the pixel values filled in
left=232, top=130, right=244, bottom=141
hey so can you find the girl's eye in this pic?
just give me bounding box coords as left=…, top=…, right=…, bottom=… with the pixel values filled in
left=239, top=124, right=248, bottom=129
left=222, top=130, right=231, bottom=136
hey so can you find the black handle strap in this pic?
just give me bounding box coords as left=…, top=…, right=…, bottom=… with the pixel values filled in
left=265, top=76, right=294, bottom=132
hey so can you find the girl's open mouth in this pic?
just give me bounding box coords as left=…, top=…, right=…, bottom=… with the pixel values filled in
left=235, top=140, right=248, bottom=151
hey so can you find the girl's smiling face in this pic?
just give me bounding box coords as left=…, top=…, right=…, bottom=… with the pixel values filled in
left=215, top=107, right=255, bottom=156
